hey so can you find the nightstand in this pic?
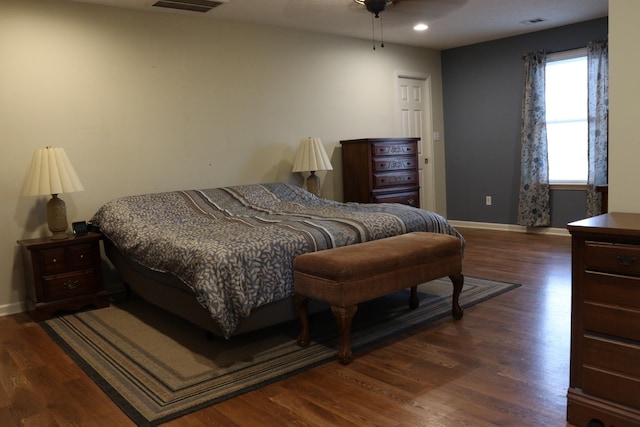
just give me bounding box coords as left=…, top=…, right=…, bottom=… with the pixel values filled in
left=18, top=232, right=109, bottom=321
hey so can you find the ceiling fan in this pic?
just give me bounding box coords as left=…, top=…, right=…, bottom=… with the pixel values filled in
left=352, top=0, right=468, bottom=49
left=353, top=0, right=393, bottom=18
left=353, top=0, right=469, bottom=20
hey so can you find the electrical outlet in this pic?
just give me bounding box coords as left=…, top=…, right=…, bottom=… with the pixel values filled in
left=485, top=196, right=492, bottom=206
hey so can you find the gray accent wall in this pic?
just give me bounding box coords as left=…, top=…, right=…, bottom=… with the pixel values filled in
left=442, top=18, right=608, bottom=228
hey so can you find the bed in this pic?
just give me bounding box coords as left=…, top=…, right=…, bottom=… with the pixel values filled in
left=91, top=183, right=463, bottom=338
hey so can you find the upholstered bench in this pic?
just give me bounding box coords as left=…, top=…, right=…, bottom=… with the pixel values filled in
left=293, top=232, right=464, bottom=364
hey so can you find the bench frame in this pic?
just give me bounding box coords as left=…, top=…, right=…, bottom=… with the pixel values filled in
left=293, top=232, right=464, bottom=364
left=295, top=274, right=463, bottom=364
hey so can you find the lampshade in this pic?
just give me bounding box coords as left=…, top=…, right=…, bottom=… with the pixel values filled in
left=292, top=138, right=332, bottom=198
left=22, top=147, right=84, bottom=240
left=22, top=147, right=84, bottom=196
left=292, top=137, right=333, bottom=173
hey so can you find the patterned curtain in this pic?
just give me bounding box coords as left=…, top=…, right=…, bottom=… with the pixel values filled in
left=517, top=51, right=550, bottom=227
left=586, top=40, right=609, bottom=217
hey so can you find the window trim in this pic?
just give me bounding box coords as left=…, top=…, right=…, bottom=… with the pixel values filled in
left=547, top=47, right=587, bottom=62
left=550, top=183, right=587, bottom=191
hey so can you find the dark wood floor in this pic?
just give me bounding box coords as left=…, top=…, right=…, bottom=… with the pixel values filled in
left=0, top=228, right=574, bottom=426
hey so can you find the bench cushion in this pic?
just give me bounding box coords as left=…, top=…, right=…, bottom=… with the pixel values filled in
left=293, top=232, right=462, bottom=307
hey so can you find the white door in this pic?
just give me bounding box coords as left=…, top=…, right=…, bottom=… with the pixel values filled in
left=397, top=75, right=435, bottom=211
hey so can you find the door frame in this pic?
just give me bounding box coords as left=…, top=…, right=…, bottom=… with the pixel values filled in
left=394, top=71, right=436, bottom=212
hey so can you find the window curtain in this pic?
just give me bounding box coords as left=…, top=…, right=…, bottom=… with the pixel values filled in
left=586, top=39, right=608, bottom=217
left=517, top=51, right=550, bottom=227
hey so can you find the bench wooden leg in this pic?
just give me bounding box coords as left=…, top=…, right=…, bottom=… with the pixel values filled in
left=450, top=273, right=464, bottom=320
left=331, top=305, right=358, bottom=365
left=409, top=286, right=419, bottom=309
left=294, top=295, right=310, bottom=347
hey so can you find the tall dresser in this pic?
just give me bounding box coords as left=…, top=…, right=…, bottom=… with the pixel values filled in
left=340, top=137, right=420, bottom=207
left=567, top=213, right=640, bottom=427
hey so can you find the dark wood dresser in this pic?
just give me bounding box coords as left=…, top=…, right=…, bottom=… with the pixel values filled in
left=18, top=232, right=109, bottom=321
left=567, top=213, right=640, bottom=426
left=340, top=137, right=420, bottom=207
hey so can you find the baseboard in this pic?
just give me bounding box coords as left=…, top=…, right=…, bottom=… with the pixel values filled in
left=0, top=301, right=27, bottom=318
left=1, top=283, right=126, bottom=319
left=449, top=220, right=570, bottom=237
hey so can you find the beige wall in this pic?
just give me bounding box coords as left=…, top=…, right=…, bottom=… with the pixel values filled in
left=609, top=0, right=640, bottom=212
left=0, top=0, right=446, bottom=314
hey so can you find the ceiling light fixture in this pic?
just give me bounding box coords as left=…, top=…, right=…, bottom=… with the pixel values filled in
left=353, top=0, right=393, bottom=18
left=353, top=0, right=393, bottom=50
left=414, top=23, right=429, bottom=31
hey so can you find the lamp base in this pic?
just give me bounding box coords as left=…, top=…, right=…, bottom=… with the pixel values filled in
left=306, top=172, right=321, bottom=197
left=47, top=194, right=68, bottom=240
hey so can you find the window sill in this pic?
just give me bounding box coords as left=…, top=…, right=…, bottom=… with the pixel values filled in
left=550, top=183, right=587, bottom=191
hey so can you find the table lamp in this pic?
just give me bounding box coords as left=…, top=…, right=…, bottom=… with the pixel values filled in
left=22, top=147, right=85, bottom=240
left=292, top=137, right=333, bottom=197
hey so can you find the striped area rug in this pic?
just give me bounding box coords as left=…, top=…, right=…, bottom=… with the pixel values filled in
left=42, top=276, right=518, bottom=426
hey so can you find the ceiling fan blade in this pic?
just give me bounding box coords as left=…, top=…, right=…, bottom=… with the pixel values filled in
left=391, top=0, right=469, bottom=19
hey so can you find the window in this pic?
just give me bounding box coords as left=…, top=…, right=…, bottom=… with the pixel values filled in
left=545, top=49, right=587, bottom=185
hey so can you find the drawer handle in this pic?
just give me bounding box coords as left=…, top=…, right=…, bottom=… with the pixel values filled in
left=52, top=258, right=57, bottom=263
left=63, top=280, right=80, bottom=290
left=616, top=254, right=637, bottom=267
left=407, top=199, right=415, bottom=206
left=80, top=254, right=84, bottom=259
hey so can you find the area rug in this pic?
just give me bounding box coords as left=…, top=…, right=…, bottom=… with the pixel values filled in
left=41, top=276, right=518, bottom=426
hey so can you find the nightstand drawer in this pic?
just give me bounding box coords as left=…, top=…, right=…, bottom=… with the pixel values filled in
left=373, top=172, right=418, bottom=188
left=68, top=243, right=94, bottom=270
left=43, top=272, right=99, bottom=301
left=41, top=248, right=68, bottom=275
left=373, top=157, right=417, bottom=172
left=372, top=142, right=416, bottom=156
left=586, top=242, right=640, bottom=275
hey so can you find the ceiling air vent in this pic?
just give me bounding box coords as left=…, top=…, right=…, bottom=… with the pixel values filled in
left=152, top=0, right=224, bottom=13
left=519, top=17, right=548, bottom=25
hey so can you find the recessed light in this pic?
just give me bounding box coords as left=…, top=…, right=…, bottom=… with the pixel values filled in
left=414, top=23, right=428, bottom=31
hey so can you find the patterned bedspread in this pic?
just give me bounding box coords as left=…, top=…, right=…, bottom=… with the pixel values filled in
left=91, top=183, right=463, bottom=338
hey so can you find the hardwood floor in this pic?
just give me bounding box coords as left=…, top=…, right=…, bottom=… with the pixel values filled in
left=0, top=228, right=574, bottom=426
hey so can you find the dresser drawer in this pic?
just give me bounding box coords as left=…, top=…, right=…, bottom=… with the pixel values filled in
left=372, top=142, right=416, bottom=156
left=373, top=172, right=418, bottom=188
left=583, top=301, right=640, bottom=341
left=583, top=334, right=640, bottom=379
left=584, top=271, right=640, bottom=309
left=372, top=191, right=419, bottom=206
left=373, top=157, right=417, bottom=172
left=41, top=248, right=68, bottom=275
left=586, top=242, right=640, bottom=275
left=582, top=366, right=640, bottom=409
left=43, top=271, right=99, bottom=301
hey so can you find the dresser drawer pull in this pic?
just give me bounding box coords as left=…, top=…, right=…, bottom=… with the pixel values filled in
left=63, top=280, right=80, bottom=290
left=616, top=253, right=637, bottom=266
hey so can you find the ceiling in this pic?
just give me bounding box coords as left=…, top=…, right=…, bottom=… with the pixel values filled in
left=69, top=0, right=608, bottom=50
